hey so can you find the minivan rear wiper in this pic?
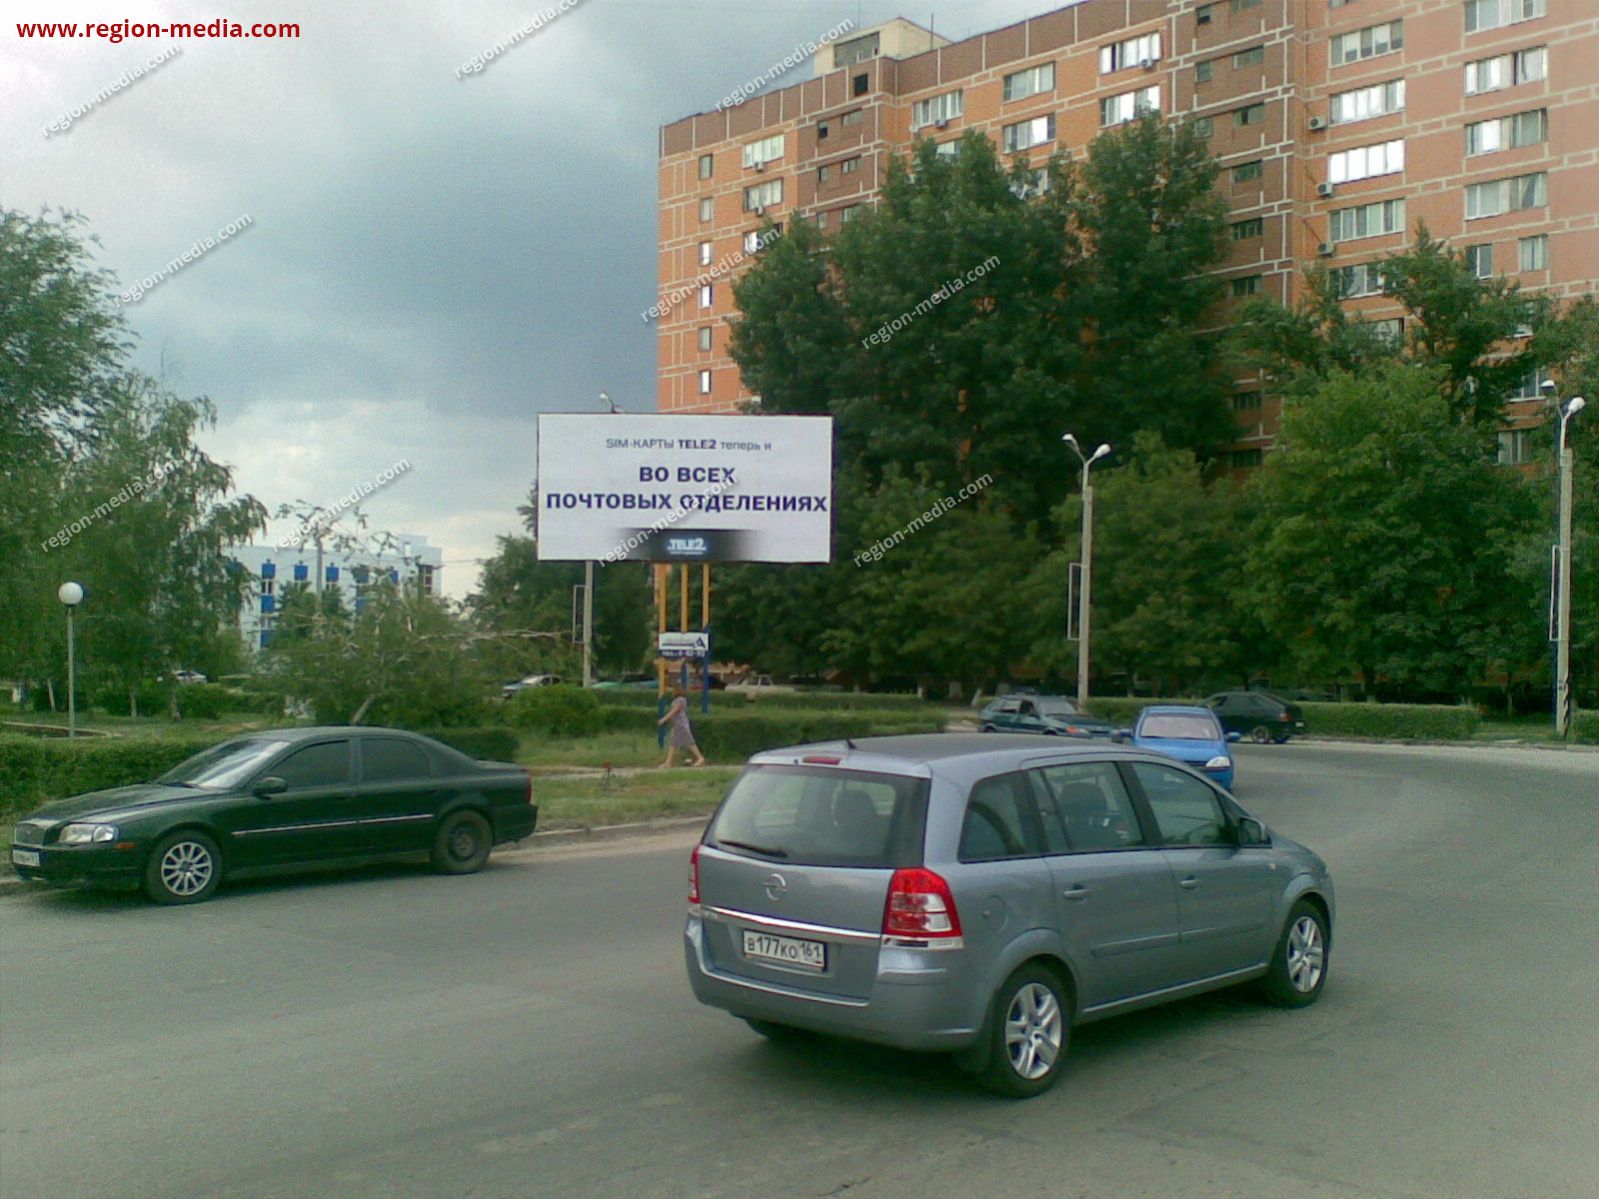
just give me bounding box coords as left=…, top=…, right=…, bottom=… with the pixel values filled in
left=716, top=838, right=789, bottom=859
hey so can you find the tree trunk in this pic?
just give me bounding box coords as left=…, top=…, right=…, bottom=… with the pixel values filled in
left=350, top=694, right=375, bottom=725
left=129, top=686, right=139, bottom=719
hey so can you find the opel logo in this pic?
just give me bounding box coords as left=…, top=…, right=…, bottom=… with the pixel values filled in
left=763, top=872, right=787, bottom=901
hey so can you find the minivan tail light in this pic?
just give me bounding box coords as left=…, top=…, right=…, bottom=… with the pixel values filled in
left=688, top=844, right=702, bottom=907
left=883, top=868, right=962, bottom=939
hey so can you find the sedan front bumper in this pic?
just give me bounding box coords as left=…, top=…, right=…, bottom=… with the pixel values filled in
left=9, top=843, right=142, bottom=890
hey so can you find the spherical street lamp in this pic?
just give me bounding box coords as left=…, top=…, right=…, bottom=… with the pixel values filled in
left=58, top=582, right=84, bottom=738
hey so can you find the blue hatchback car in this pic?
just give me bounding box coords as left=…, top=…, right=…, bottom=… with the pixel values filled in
left=1119, top=705, right=1240, bottom=790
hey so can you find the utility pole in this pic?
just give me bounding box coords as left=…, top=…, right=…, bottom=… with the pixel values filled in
left=582, top=560, right=595, bottom=687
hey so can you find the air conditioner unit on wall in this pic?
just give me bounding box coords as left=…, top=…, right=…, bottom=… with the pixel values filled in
left=1140, top=57, right=1156, bottom=70
left=935, top=118, right=950, bottom=129
left=1316, top=181, right=1335, bottom=198
left=755, top=161, right=766, bottom=172
left=1308, top=115, right=1328, bottom=131
left=1317, top=241, right=1335, bottom=257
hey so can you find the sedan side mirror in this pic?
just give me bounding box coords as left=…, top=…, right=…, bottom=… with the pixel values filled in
left=1112, top=729, right=1132, bottom=743
left=252, top=776, right=288, bottom=798
left=1226, top=731, right=1242, bottom=743
left=1236, top=817, right=1269, bottom=846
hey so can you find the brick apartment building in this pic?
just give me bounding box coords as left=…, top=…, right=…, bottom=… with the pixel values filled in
left=656, top=0, right=1597, bottom=466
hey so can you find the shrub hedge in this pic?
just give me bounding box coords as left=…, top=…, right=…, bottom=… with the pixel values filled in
left=593, top=689, right=937, bottom=714
left=507, top=686, right=605, bottom=737
left=1084, top=697, right=1481, bottom=739
left=417, top=726, right=521, bottom=762
left=594, top=707, right=945, bottom=761
left=0, top=734, right=220, bottom=819
left=1571, top=712, right=1598, bottom=743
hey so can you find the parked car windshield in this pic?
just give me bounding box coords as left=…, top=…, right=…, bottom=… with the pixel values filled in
left=1036, top=700, right=1083, bottom=717
left=708, top=765, right=928, bottom=868
left=1139, top=714, right=1220, bottom=741
left=157, top=738, right=290, bottom=789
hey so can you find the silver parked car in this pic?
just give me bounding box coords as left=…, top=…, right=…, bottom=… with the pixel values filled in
left=684, top=734, right=1334, bottom=1097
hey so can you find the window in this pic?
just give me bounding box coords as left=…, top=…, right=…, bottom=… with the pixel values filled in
left=1519, top=234, right=1549, bottom=270
left=817, top=164, right=831, bottom=184
left=1234, top=45, right=1265, bottom=68
left=1132, top=762, right=1231, bottom=846
left=1234, top=102, right=1266, bottom=126
left=361, top=738, right=430, bottom=783
left=1004, top=62, right=1055, bottom=101
left=707, top=765, right=928, bottom=869
left=699, top=284, right=713, bottom=309
left=1231, top=390, right=1264, bottom=411
left=1229, top=448, right=1264, bottom=468
left=1507, top=365, right=1551, bottom=399
left=1465, top=0, right=1546, bottom=34
left=1368, top=317, right=1404, bottom=343
left=1003, top=114, right=1056, bottom=153
left=912, top=89, right=963, bottom=130
left=741, top=134, right=784, bottom=169
left=853, top=73, right=869, bottom=97
left=1465, top=46, right=1546, bottom=94
left=1466, top=171, right=1547, bottom=218
left=698, top=326, right=713, bottom=351
left=1196, top=59, right=1214, bottom=83
left=1329, top=197, right=1405, bottom=241
left=934, top=140, right=961, bottom=158
left=698, top=369, right=712, bottom=395
left=1230, top=217, right=1264, bottom=240
left=842, top=157, right=859, bottom=174
left=815, top=210, right=830, bottom=230
left=1497, top=428, right=1535, bottom=465
left=1330, top=79, right=1405, bottom=124
left=1232, top=0, right=1262, bottom=10
left=1333, top=260, right=1387, bottom=297
left=1100, top=32, right=1161, bottom=74
left=1031, top=762, right=1144, bottom=853
left=1012, top=168, right=1052, bottom=200
left=1466, top=109, right=1546, bottom=154
left=744, top=225, right=778, bottom=254
left=1197, top=3, right=1214, bottom=24
left=841, top=108, right=863, bottom=127
left=743, top=179, right=783, bottom=211
left=1194, top=116, right=1214, bottom=138
left=698, top=153, right=714, bottom=179
left=1329, top=139, right=1404, bottom=183
left=959, top=773, right=1043, bottom=861
left=1331, top=20, right=1403, bottom=65
left=833, top=31, right=880, bottom=67
left=841, top=204, right=861, bottom=223
left=275, top=741, right=351, bottom=790
left=1465, top=243, right=1494, bottom=278
left=1232, top=159, right=1264, bottom=183
left=817, top=120, right=829, bottom=140
left=699, top=241, right=713, bottom=266
left=699, top=197, right=713, bottom=222
left=1231, top=274, right=1263, bottom=296
left=1101, top=85, right=1161, bottom=126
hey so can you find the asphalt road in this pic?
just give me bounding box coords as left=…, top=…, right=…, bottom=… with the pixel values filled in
left=2, top=742, right=1596, bottom=1199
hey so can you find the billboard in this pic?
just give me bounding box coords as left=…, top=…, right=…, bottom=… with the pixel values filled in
left=536, top=414, right=834, bottom=563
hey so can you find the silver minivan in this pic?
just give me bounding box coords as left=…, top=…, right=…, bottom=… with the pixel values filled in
left=684, top=734, right=1335, bottom=1097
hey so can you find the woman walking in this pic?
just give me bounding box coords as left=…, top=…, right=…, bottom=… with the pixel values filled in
left=657, top=686, right=706, bottom=768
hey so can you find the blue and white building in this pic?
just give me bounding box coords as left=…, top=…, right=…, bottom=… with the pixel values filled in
left=229, top=534, right=444, bottom=651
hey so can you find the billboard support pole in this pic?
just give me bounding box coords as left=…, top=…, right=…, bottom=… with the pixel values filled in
left=701, top=565, right=712, bottom=713
left=656, top=563, right=669, bottom=746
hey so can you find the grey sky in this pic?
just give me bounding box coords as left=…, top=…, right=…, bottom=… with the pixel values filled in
left=2, top=0, right=1059, bottom=596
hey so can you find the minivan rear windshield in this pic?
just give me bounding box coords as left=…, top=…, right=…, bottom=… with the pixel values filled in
left=707, top=765, right=929, bottom=869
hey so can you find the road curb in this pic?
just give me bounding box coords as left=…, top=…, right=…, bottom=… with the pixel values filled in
left=1289, top=735, right=1599, bottom=753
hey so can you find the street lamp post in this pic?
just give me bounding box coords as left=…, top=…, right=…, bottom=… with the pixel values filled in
left=1544, top=383, right=1586, bottom=737
left=57, top=582, right=84, bottom=738
left=1063, top=435, right=1111, bottom=710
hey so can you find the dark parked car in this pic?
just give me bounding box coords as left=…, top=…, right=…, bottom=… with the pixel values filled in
left=1206, top=691, right=1306, bottom=743
left=8, top=728, right=536, bottom=904
left=979, top=694, right=1115, bottom=738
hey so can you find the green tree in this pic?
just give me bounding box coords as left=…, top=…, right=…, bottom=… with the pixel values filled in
left=1245, top=362, right=1539, bottom=696
left=1026, top=433, right=1264, bottom=695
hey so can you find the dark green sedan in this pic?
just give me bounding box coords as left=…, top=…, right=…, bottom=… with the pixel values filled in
left=8, top=727, right=537, bottom=904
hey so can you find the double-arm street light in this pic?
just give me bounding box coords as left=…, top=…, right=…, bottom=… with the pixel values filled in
left=1543, top=381, right=1586, bottom=737
left=1063, top=434, right=1111, bottom=710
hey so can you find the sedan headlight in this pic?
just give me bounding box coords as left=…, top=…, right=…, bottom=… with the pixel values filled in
left=59, top=823, right=118, bottom=845
left=1204, top=756, right=1231, bottom=771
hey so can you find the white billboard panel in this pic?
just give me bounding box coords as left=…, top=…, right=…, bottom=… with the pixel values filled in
left=536, top=414, right=834, bottom=563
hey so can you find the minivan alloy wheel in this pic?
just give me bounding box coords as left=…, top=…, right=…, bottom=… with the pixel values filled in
left=1286, top=914, right=1325, bottom=993
left=1005, top=982, right=1063, bottom=1080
